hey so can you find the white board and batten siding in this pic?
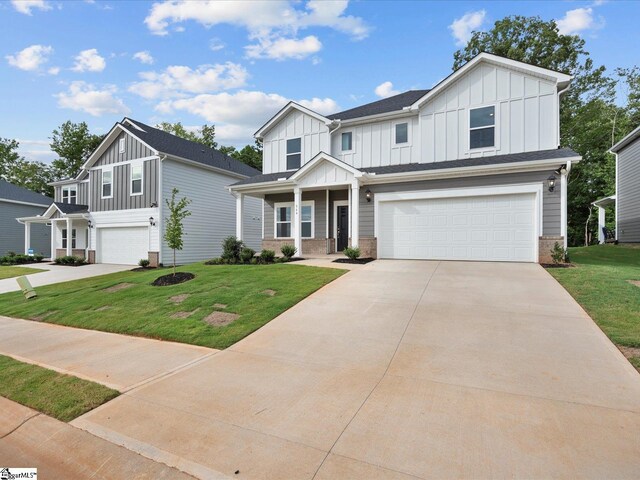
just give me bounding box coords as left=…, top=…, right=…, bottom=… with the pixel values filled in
left=420, top=63, right=559, bottom=162
left=263, top=110, right=330, bottom=174
left=160, top=159, right=262, bottom=264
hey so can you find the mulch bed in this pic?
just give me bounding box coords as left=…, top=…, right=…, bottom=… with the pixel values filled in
left=131, top=266, right=157, bottom=272
left=151, top=272, right=195, bottom=287
left=541, top=263, right=576, bottom=269
left=333, top=258, right=375, bottom=265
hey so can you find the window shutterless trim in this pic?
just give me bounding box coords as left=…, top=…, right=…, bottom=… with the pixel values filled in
left=101, top=168, right=113, bottom=199
left=274, top=200, right=314, bottom=239
left=130, top=163, right=143, bottom=196
left=393, top=120, right=410, bottom=147
left=341, top=131, right=354, bottom=152
left=286, top=137, right=302, bottom=171
left=468, top=104, right=497, bottom=151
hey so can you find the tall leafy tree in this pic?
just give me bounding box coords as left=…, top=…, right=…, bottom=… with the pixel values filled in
left=50, top=121, right=104, bottom=180
left=0, top=138, right=54, bottom=197
left=163, top=188, right=192, bottom=276
left=155, top=122, right=218, bottom=149
left=453, top=15, right=624, bottom=246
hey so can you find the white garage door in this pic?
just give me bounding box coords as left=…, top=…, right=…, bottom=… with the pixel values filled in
left=378, top=193, right=536, bottom=262
left=98, top=227, right=148, bottom=265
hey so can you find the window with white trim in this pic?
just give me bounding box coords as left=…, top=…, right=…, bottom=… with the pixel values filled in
left=130, top=164, right=143, bottom=195
left=61, top=186, right=77, bottom=204
left=62, top=229, right=76, bottom=249
left=102, top=169, right=112, bottom=198
left=274, top=201, right=314, bottom=238
left=341, top=132, right=353, bottom=151
left=286, top=138, right=301, bottom=170
left=469, top=105, right=495, bottom=149
left=394, top=122, right=409, bottom=144
left=119, top=138, right=126, bottom=153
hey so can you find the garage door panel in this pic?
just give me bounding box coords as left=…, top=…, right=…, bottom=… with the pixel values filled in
left=99, top=227, right=148, bottom=265
left=379, top=193, right=536, bottom=262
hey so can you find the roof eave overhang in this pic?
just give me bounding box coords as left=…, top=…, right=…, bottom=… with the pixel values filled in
left=335, top=108, right=417, bottom=127
left=254, top=101, right=334, bottom=139
left=162, top=153, right=249, bottom=180
left=610, top=125, right=640, bottom=153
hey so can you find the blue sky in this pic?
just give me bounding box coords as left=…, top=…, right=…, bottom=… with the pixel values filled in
left=1, top=0, right=637, bottom=164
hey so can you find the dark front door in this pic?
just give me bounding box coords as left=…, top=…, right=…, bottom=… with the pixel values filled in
left=337, top=205, right=349, bottom=251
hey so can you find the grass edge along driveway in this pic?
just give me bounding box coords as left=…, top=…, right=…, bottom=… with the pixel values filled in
left=547, top=244, right=640, bottom=371
left=0, top=263, right=346, bottom=349
left=0, top=265, right=46, bottom=280
left=0, top=354, right=119, bottom=422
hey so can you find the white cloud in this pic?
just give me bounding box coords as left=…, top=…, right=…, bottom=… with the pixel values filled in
left=245, top=35, right=322, bottom=60
left=47, top=66, right=60, bottom=75
left=449, top=10, right=486, bottom=46
left=144, top=0, right=368, bottom=61
left=6, top=44, right=53, bottom=71
left=55, top=81, right=129, bottom=116
left=209, top=38, right=225, bottom=51
left=129, top=62, right=249, bottom=100
left=133, top=50, right=154, bottom=65
left=11, top=0, right=51, bottom=15
left=72, top=48, right=106, bottom=72
left=155, top=90, right=338, bottom=144
left=374, top=81, right=399, bottom=99
left=556, top=7, right=603, bottom=35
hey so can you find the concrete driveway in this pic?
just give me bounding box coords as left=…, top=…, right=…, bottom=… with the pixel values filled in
left=73, top=261, right=640, bottom=479
left=0, top=263, right=132, bottom=294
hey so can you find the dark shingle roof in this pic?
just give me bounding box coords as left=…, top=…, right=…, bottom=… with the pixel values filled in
left=54, top=202, right=89, bottom=214
left=232, top=148, right=579, bottom=187
left=123, top=118, right=261, bottom=177
left=0, top=179, right=52, bottom=206
left=327, top=90, right=429, bottom=121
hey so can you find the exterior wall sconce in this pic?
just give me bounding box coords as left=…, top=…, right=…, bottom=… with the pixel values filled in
left=149, top=217, right=156, bottom=226
left=547, top=175, right=556, bottom=192
left=150, top=202, right=158, bottom=208
left=87, top=220, right=93, bottom=229
left=365, top=189, right=372, bottom=202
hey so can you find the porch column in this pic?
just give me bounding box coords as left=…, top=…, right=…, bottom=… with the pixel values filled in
left=351, top=180, right=360, bottom=247
left=66, top=217, right=72, bottom=256
left=50, top=221, right=56, bottom=260
left=598, top=206, right=606, bottom=244
left=293, top=187, right=302, bottom=256
left=235, top=193, right=244, bottom=240
left=325, top=190, right=330, bottom=254
left=24, top=222, right=31, bottom=255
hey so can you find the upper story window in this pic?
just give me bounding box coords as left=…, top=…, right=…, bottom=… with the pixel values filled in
left=394, top=122, right=409, bottom=145
left=341, top=132, right=353, bottom=152
left=131, top=164, right=143, bottom=195
left=286, top=138, right=301, bottom=170
left=119, top=138, right=126, bottom=154
left=61, top=186, right=77, bottom=204
left=469, top=106, right=495, bottom=149
left=101, top=169, right=112, bottom=198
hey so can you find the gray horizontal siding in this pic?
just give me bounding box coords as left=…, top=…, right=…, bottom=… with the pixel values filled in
left=359, top=170, right=562, bottom=237
left=264, top=190, right=329, bottom=239
left=617, top=140, right=640, bottom=242
left=94, top=131, right=154, bottom=167
left=90, top=159, right=158, bottom=211
left=1, top=201, right=50, bottom=256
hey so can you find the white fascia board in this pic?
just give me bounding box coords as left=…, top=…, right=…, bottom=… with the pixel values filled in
left=289, top=151, right=362, bottom=181
left=610, top=125, right=640, bottom=153
left=162, top=154, right=248, bottom=180
left=255, top=101, right=333, bottom=139
left=1, top=198, right=51, bottom=208
left=335, top=109, right=417, bottom=127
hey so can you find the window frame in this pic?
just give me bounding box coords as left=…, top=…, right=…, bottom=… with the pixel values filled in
left=274, top=200, right=314, bottom=239
left=130, top=163, right=143, bottom=196
left=119, top=138, right=126, bottom=154
left=101, top=168, right=113, bottom=199
left=61, top=228, right=77, bottom=249
left=61, top=185, right=77, bottom=205
left=286, top=137, right=302, bottom=171
left=341, top=131, right=353, bottom=152
left=468, top=104, right=497, bottom=151
left=393, top=120, right=411, bottom=147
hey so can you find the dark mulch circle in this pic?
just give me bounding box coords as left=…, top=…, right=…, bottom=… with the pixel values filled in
left=131, top=266, right=157, bottom=272
left=541, top=263, right=575, bottom=269
left=151, top=272, right=195, bottom=287
left=333, top=258, right=375, bottom=265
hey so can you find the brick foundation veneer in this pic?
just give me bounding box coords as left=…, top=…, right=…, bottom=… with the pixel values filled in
left=357, top=237, right=377, bottom=259
left=148, top=251, right=159, bottom=267
left=262, top=238, right=335, bottom=256
left=538, top=236, right=564, bottom=264
left=56, top=249, right=86, bottom=259
left=87, top=250, right=96, bottom=264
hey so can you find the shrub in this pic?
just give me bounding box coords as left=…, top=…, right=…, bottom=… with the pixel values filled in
left=240, top=247, right=255, bottom=263
left=54, top=255, right=86, bottom=266
left=344, top=246, right=361, bottom=261
left=205, top=257, right=226, bottom=265
left=280, top=244, right=297, bottom=259
left=138, top=259, right=150, bottom=268
left=250, top=257, right=258, bottom=265
left=221, top=236, right=244, bottom=261
left=260, top=249, right=276, bottom=263
left=1, top=253, right=33, bottom=265
left=33, top=254, right=44, bottom=263
left=550, top=242, right=567, bottom=264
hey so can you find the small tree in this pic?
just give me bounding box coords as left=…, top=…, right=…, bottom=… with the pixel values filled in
left=164, top=188, right=191, bottom=276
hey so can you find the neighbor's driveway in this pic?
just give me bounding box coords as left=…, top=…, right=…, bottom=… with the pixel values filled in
left=73, top=261, right=640, bottom=479
left=0, top=263, right=132, bottom=294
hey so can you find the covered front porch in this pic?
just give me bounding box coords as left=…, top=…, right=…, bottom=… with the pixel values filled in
left=592, top=195, right=617, bottom=244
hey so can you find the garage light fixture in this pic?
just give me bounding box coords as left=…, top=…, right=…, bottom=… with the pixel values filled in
left=547, top=175, right=556, bottom=192
left=365, top=189, right=372, bottom=202
left=149, top=216, right=156, bottom=226
left=87, top=220, right=93, bottom=229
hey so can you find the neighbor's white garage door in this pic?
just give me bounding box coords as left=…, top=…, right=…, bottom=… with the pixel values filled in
left=98, top=227, right=148, bottom=265
left=378, top=193, right=536, bottom=262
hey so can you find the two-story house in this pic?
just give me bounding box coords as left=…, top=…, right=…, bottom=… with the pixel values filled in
left=229, top=53, right=581, bottom=263
left=18, top=118, right=262, bottom=265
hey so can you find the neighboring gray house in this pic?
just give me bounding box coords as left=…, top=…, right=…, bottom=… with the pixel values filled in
left=0, top=179, right=51, bottom=256
left=595, top=125, right=640, bottom=243
left=230, top=53, right=581, bottom=263
left=18, top=118, right=261, bottom=265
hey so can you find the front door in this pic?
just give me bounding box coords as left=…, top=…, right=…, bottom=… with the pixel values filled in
left=337, top=205, right=349, bottom=251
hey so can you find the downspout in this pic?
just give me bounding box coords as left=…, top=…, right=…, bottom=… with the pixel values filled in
left=158, top=154, right=167, bottom=265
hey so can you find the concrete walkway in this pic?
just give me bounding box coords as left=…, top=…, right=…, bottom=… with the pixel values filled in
left=0, top=316, right=215, bottom=391
left=0, top=263, right=132, bottom=294
left=71, top=260, right=640, bottom=479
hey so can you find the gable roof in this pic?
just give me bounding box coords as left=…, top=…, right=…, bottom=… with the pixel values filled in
left=327, top=90, right=429, bottom=122
left=53, top=201, right=89, bottom=214
left=0, top=179, right=52, bottom=206
left=254, top=102, right=333, bottom=139
left=610, top=125, right=640, bottom=153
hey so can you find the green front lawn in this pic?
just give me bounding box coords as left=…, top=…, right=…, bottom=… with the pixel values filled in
left=0, top=355, right=119, bottom=421
left=0, top=263, right=345, bottom=349
left=548, top=244, right=640, bottom=369
left=0, top=265, right=46, bottom=280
